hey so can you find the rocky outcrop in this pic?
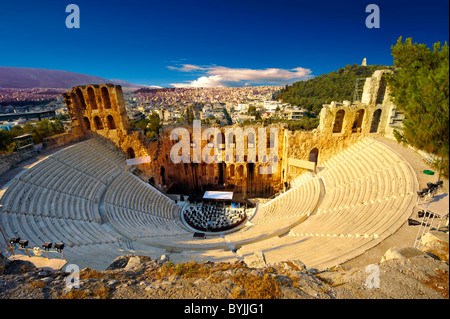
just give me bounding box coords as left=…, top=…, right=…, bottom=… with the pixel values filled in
left=421, top=231, right=449, bottom=263
left=381, top=247, right=427, bottom=263
left=0, top=237, right=448, bottom=300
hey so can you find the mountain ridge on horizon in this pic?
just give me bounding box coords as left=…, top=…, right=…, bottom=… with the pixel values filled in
left=0, top=66, right=155, bottom=89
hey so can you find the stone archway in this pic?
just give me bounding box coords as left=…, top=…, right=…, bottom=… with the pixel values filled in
left=101, top=86, right=112, bottom=109
left=87, top=87, right=98, bottom=110
left=376, top=75, right=387, bottom=104
left=75, top=88, right=87, bottom=110
left=333, top=110, right=345, bottom=133
left=370, top=109, right=382, bottom=133
left=229, top=164, right=235, bottom=177
left=237, top=165, right=244, bottom=179
left=93, top=116, right=103, bottom=130
left=106, top=115, right=116, bottom=130
left=126, top=147, right=135, bottom=159
left=352, top=109, right=365, bottom=133
left=83, top=117, right=91, bottom=131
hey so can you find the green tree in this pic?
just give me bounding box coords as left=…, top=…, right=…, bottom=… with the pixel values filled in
left=0, top=118, right=67, bottom=153
left=0, top=129, right=14, bottom=154
left=185, top=108, right=194, bottom=123
left=147, top=112, right=162, bottom=136
left=387, top=37, right=449, bottom=177
left=247, top=106, right=261, bottom=120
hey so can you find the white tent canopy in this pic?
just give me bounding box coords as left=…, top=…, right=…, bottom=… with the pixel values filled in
left=416, top=193, right=449, bottom=217
left=414, top=193, right=449, bottom=248
left=203, top=191, right=234, bottom=200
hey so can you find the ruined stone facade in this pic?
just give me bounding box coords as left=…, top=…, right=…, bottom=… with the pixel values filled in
left=278, top=70, right=399, bottom=184
left=62, top=69, right=400, bottom=199
left=63, top=84, right=152, bottom=170
left=318, top=70, right=397, bottom=137
left=154, top=122, right=286, bottom=198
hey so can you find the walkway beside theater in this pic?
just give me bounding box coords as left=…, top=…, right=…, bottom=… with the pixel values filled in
left=342, top=135, right=449, bottom=268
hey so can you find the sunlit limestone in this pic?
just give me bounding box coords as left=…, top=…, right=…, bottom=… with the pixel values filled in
left=170, top=120, right=278, bottom=174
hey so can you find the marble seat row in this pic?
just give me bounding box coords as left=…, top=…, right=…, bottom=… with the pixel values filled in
left=0, top=137, right=419, bottom=271
left=105, top=172, right=182, bottom=220
left=222, top=172, right=321, bottom=246
left=0, top=139, right=133, bottom=269
left=105, top=203, right=191, bottom=240
left=237, top=138, right=419, bottom=270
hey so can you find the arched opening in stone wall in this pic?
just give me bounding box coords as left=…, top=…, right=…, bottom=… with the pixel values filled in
left=76, top=88, right=87, bottom=110
left=219, top=162, right=225, bottom=184
left=83, top=117, right=91, bottom=131
left=106, top=115, right=116, bottom=130
left=191, top=163, right=199, bottom=190
left=126, top=147, right=135, bottom=159
left=101, top=87, right=112, bottom=109
left=332, top=110, right=345, bottom=133
left=237, top=165, right=244, bottom=179
left=352, top=109, right=365, bottom=133
left=93, top=116, right=103, bottom=130
left=229, top=164, right=235, bottom=177
left=87, top=87, right=98, bottom=110
left=248, top=162, right=254, bottom=180
left=309, top=148, right=319, bottom=166
left=376, top=75, right=387, bottom=104
left=370, top=109, right=382, bottom=133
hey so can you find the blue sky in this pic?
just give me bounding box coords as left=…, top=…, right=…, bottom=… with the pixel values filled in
left=0, top=0, right=448, bottom=87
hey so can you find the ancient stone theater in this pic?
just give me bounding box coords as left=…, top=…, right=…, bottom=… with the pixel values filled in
left=0, top=70, right=421, bottom=270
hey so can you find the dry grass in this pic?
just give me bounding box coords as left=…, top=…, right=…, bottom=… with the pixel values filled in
left=419, top=269, right=449, bottom=299
left=57, top=286, right=112, bottom=299
left=28, top=280, right=46, bottom=289
left=314, top=274, right=346, bottom=288
left=230, top=273, right=281, bottom=299
left=155, top=261, right=210, bottom=279
left=154, top=260, right=246, bottom=281
left=58, top=289, right=88, bottom=299
left=282, top=261, right=302, bottom=272
left=20, top=264, right=34, bottom=273
left=80, top=268, right=104, bottom=279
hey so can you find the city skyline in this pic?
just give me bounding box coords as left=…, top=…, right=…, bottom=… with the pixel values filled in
left=0, top=0, right=448, bottom=88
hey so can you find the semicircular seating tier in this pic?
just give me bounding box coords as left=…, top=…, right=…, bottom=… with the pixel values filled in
left=237, top=137, right=419, bottom=270
left=0, top=136, right=418, bottom=271
left=0, top=139, right=167, bottom=270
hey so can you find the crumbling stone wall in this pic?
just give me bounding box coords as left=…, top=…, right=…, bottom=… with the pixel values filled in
left=63, top=84, right=151, bottom=159
left=143, top=122, right=286, bottom=198
left=318, top=70, right=396, bottom=137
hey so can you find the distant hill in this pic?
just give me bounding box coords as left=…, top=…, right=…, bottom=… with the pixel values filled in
left=0, top=67, right=152, bottom=89
left=274, top=64, right=392, bottom=114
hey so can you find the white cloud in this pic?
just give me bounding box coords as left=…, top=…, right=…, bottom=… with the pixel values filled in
left=167, top=64, right=204, bottom=72
left=168, top=64, right=312, bottom=87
